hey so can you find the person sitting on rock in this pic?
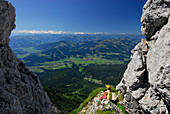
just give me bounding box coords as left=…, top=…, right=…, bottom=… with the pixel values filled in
left=100, top=85, right=112, bottom=101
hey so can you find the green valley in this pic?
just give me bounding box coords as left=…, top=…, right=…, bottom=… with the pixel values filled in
left=23, top=37, right=139, bottom=72
left=10, top=34, right=142, bottom=113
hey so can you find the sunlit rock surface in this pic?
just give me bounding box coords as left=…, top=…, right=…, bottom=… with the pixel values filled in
left=116, top=0, right=170, bottom=113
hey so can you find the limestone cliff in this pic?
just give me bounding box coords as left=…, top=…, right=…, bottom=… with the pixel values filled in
left=116, top=0, right=170, bottom=113
left=0, top=0, right=53, bottom=113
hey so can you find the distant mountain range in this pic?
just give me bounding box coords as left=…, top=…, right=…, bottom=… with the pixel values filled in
left=10, top=34, right=144, bottom=52
left=9, top=33, right=143, bottom=59
left=23, top=37, right=139, bottom=67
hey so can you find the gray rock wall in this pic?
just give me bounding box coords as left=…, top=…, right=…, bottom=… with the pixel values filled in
left=116, top=0, right=170, bottom=113
left=0, top=0, right=53, bottom=113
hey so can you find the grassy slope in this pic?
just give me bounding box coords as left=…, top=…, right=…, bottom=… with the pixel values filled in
left=71, top=87, right=108, bottom=113
left=71, top=87, right=127, bottom=114
left=43, top=86, right=86, bottom=113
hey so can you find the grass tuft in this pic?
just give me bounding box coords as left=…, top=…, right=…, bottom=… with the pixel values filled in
left=117, top=102, right=128, bottom=114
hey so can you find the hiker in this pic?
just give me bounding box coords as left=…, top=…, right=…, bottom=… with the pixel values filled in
left=100, top=85, right=112, bottom=101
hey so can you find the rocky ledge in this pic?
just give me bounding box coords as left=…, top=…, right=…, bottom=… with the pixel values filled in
left=0, top=0, right=54, bottom=113
left=80, top=91, right=124, bottom=114
left=116, top=0, right=170, bottom=113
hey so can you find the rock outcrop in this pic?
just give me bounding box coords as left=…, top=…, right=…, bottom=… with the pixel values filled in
left=80, top=91, right=123, bottom=114
left=0, top=0, right=53, bottom=113
left=116, top=0, right=170, bottom=113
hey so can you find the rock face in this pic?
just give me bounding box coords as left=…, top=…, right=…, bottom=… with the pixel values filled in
left=0, top=0, right=53, bottom=113
left=116, top=0, right=170, bottom=113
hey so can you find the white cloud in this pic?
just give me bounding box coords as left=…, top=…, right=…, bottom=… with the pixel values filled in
left=12, top=30, right=111, bottom=35
left=74, top=32, right=85, bottom=34
left=94, top=32, right=110, bottom=34
left=13, top=30, right=71, bottom=34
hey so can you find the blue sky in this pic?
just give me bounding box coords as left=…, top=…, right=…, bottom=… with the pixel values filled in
left=8, top=0, right=147, bottom=34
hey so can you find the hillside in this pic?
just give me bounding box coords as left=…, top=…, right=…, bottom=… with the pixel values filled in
left=10, top=34, right=143, bottom=58
left=22, top=38, right=139, bottom=71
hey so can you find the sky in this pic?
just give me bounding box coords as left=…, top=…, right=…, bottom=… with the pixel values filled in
left=8, top=0, right=147, bottom=34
